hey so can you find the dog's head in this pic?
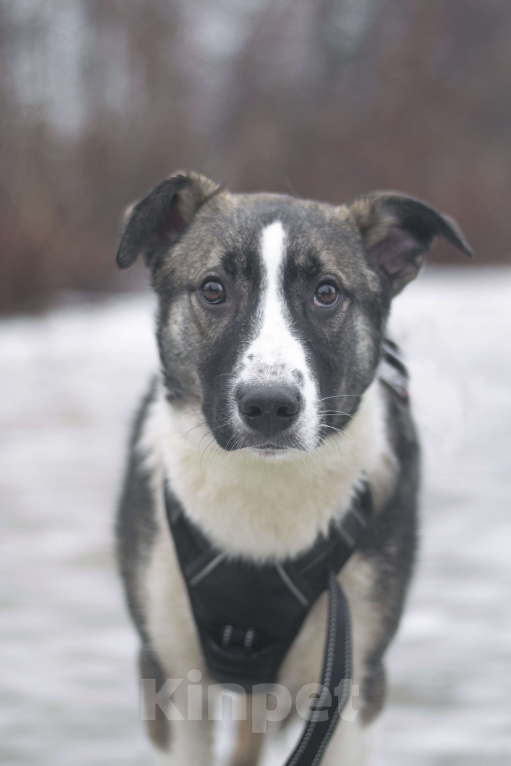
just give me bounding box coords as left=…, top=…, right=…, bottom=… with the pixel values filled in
left=117, top=171, right=472, bottom=458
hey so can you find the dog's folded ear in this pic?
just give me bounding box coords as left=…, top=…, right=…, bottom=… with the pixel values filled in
left=116, top=171, right=222, bottom=269
left=350, top=192, right=473, bottom=296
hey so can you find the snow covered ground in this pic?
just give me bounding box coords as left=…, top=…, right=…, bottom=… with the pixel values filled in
left=1, top=268, right=510, bottom=766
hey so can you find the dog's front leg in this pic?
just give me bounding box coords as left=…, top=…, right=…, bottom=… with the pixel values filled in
left=318, top=699, right=381, bottom=766
left=140, top=647, right=214, bottom=765
left=151, top=717, right=214, bottom=766
left=226, top=694, right=265, bottom=766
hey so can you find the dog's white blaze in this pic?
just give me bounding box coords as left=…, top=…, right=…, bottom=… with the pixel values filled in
left=234, top=221, right=319, bottom=449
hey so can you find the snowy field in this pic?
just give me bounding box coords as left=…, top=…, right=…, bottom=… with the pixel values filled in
left=1, top=268, right=510, bottom=766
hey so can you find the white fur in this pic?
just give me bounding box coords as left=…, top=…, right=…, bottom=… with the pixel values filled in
left=139, top=377, right=391, bottom=562
left=229, top=221, right=320, bottom=452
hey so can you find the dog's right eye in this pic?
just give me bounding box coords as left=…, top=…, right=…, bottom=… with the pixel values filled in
left=201, top=280, right=226, bottom=304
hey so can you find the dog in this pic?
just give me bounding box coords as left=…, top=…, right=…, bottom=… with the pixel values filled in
left=115, top=171, right=472, bottom=766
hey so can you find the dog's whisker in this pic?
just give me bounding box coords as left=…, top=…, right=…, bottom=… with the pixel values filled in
left=198, top=435, right=215, bottom=463
left=213, top=371, right=236, bottom=383
left=319, top=423, right=355, bottom=444
left=320, top=410, right=354, bottom=419
left=175, top=406, right=203, bottom=419
left=316, top=394, right=363, bottom=402
left=183, top=420, right=209, bottom=438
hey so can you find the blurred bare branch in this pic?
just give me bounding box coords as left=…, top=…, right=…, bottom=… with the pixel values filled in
left=1, top=0, right=510, bottom=313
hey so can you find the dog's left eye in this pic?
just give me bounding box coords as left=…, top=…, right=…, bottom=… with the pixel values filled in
left=314, top=282, right=339, bottom=307
left=201, top=280, right=226, bottom=304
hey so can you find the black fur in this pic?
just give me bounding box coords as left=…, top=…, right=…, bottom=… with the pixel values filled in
left=116, top=379, right=158, bottom=646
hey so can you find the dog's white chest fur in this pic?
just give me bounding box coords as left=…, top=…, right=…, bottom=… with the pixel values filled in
left=139, top=379, right=392, bottom=562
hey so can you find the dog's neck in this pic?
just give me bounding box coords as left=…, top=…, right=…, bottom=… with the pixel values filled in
left=139, top=378, right=393, bottom=563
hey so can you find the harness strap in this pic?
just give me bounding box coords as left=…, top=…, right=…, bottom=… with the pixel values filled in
left=379, top=339, right=409, bottom=401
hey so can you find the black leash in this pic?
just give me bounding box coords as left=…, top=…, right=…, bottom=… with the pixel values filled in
left=285, top=571, right=351, bottom=766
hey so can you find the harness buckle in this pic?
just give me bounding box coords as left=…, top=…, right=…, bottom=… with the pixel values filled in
left=221, top=625, right=257, bottom=655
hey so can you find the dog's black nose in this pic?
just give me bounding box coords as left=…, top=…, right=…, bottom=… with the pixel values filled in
left=238, top=385, right=301, bottom=437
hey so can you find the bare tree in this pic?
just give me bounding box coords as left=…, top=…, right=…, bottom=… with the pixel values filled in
left=1, top=0, right=510, bottom=313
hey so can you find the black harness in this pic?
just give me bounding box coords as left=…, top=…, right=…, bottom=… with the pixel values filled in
left=164, top=340, right=408, bottom=765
